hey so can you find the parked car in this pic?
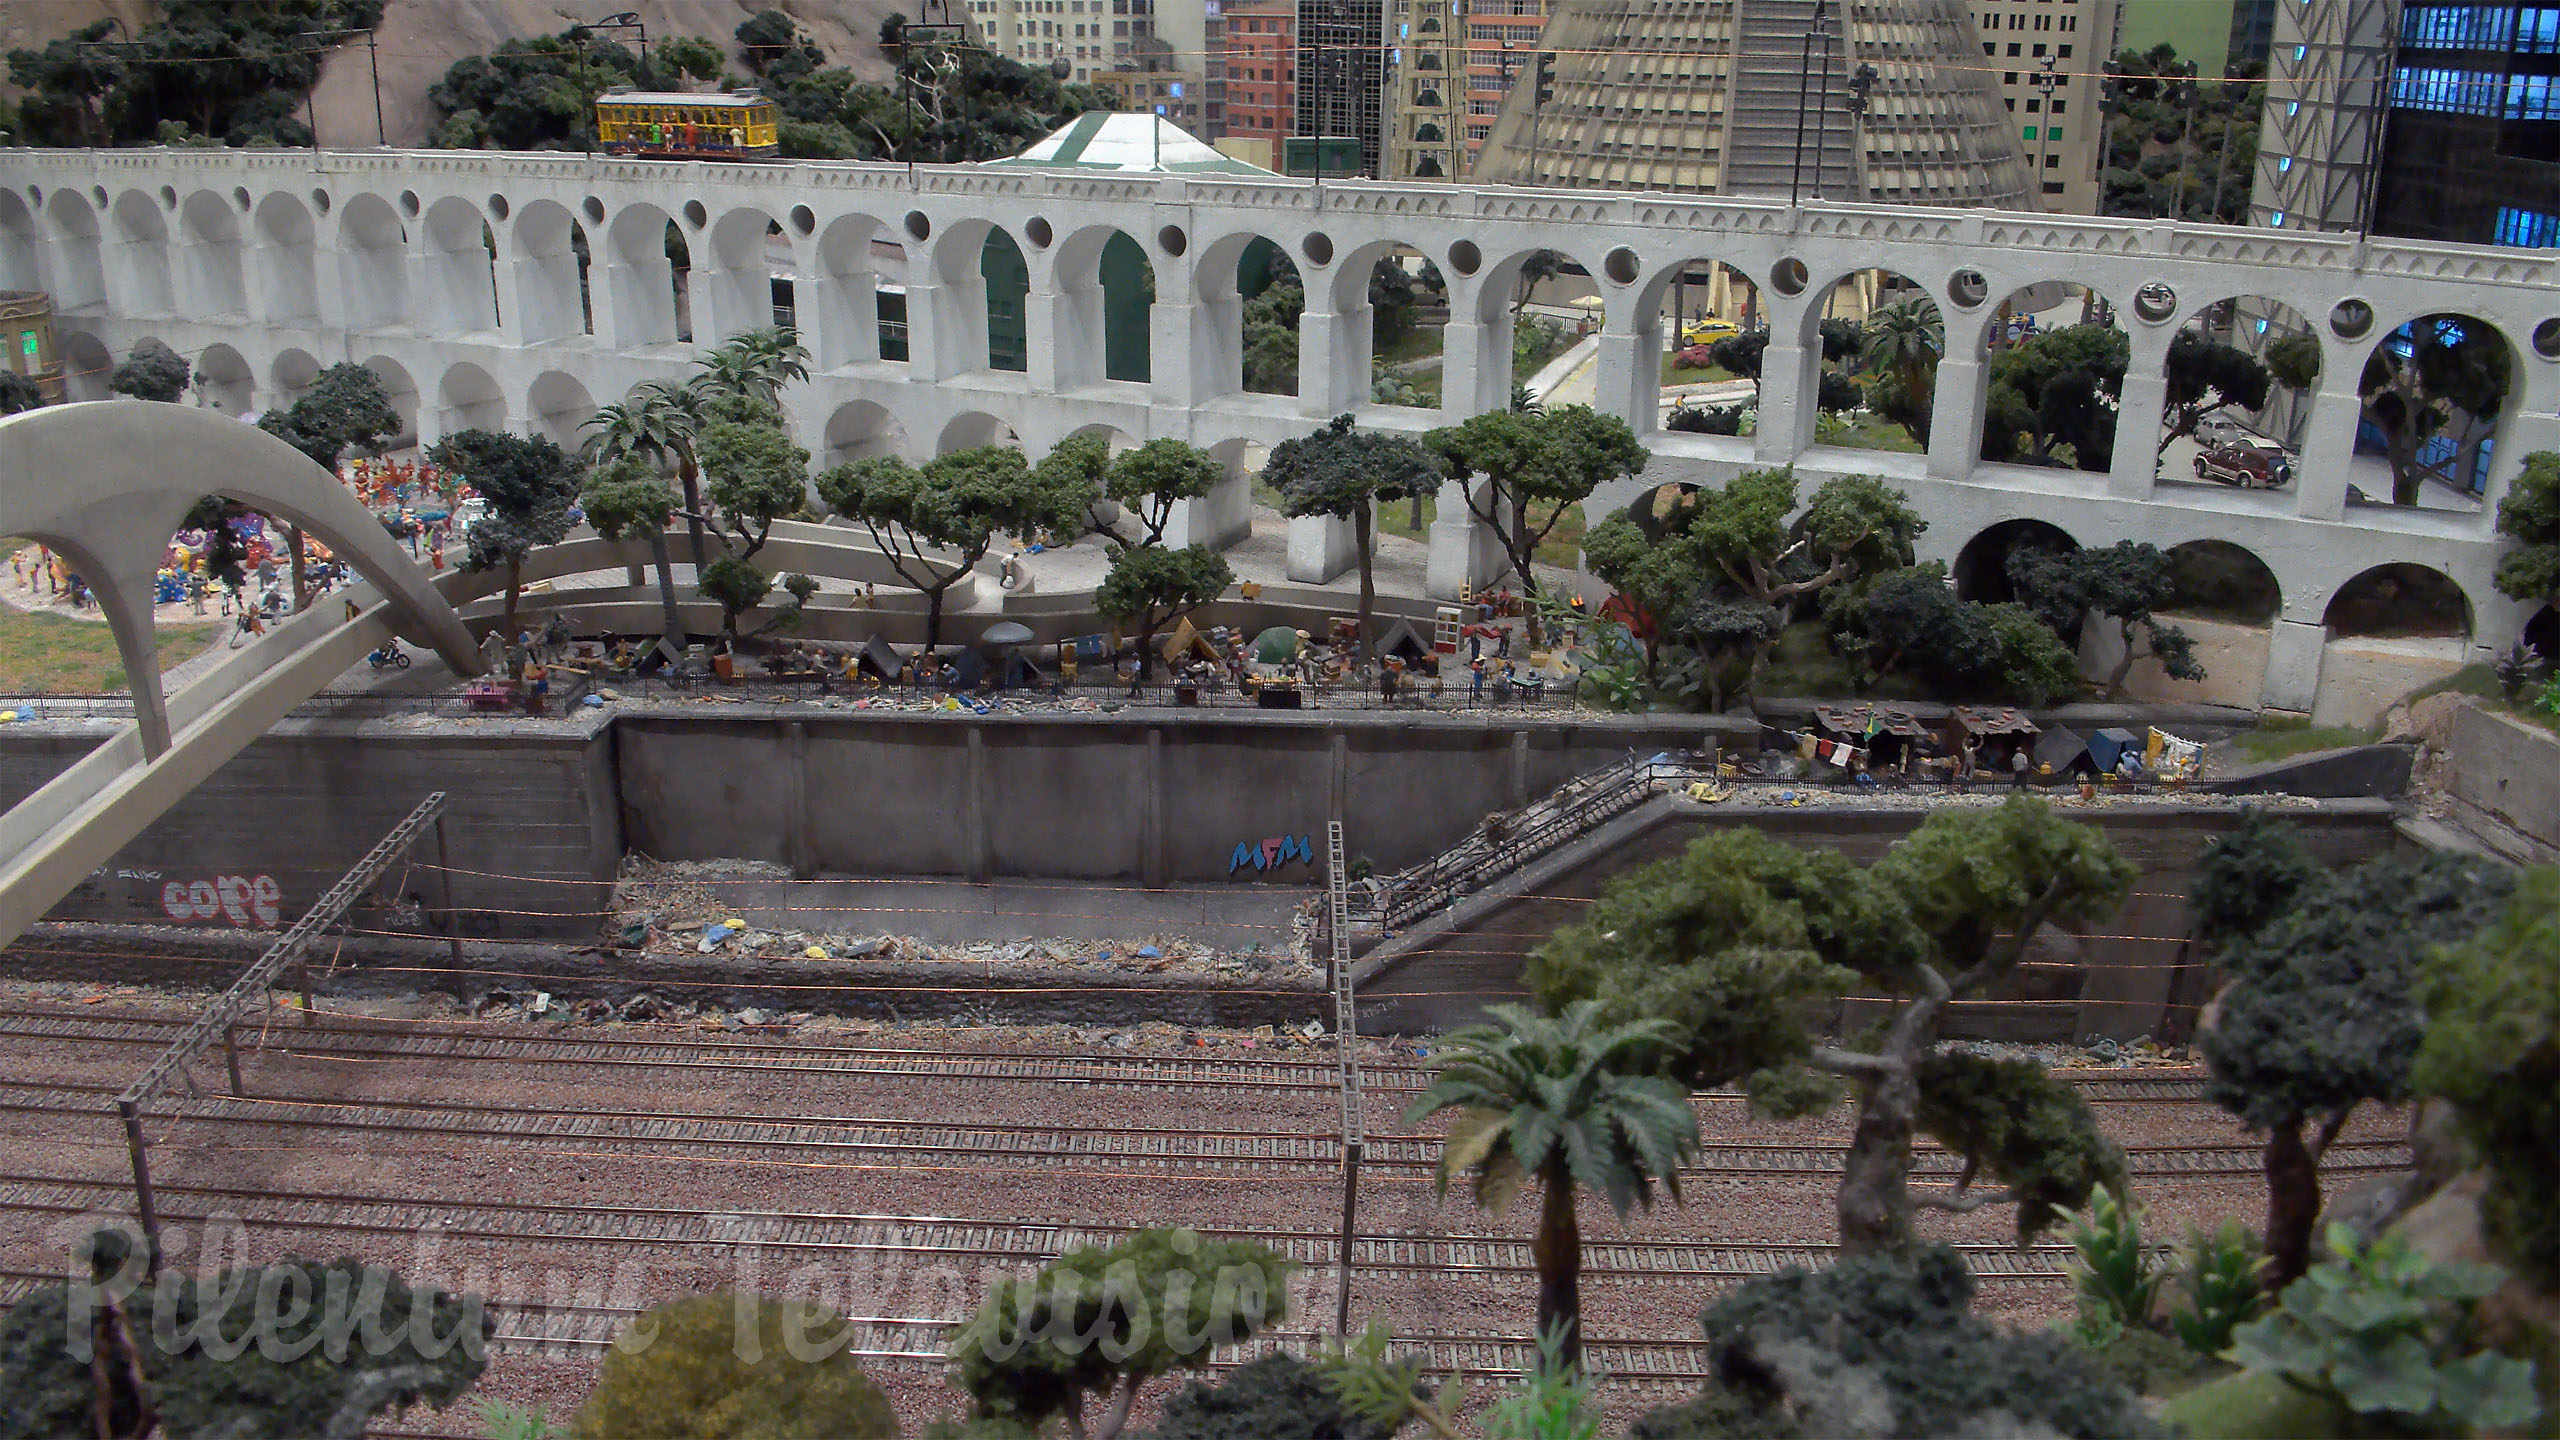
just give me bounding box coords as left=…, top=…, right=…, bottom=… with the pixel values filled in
left=2193, top=413, right=2256, bottom=448
left=2194, top=435, right=2294, bottom=489
left=1679, top=316, right=1741, bottom=347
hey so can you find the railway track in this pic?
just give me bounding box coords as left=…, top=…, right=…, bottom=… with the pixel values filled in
left=0, top=1172, right=2089, bottom=1284
left=0, top=1005, right=2215, bottom=1104
left=0, top=1080, right=2404, bottom=1181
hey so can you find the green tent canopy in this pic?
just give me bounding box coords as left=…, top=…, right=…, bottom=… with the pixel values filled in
left=1252, top=626, right=1304, bottom=664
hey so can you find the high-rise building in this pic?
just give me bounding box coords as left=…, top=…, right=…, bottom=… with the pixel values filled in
left=1469, top=0, right=2032, bottom=204
left=1225, top=0, right=1299, bottom=143
left=2249, top=0, right=2396, bottom=233
left=1295, top=0, right=1388, bottom=174
left=1970, top=0, right=2120, bottom=210
left=2371, top=1, right=2560, bottom=244
left=1385, top=0, right=1469, bottom=177
left=969, top=0, right=1149, bottom=81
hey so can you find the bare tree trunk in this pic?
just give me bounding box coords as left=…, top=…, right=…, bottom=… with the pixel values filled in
left=286, top=525, right=309, bottom=611
left=2107, top=619, right=2138, bottom=698
left=501, top=560, right=524, bottom=674
left=678, top=453, right=710, bottom=572
left=1838, top=1060, right=1920, bottom=1255
left=1354, top=504, right=1377, bottom=663
left=2262, top=1120, right=2323, bottom=1291
left=1533, top=1168, right=1584, bottom=1372
left=648, top=531, right=685, bottom=653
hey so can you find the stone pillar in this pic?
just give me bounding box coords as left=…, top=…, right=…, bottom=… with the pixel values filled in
left=1592, top=322, right=1652, bottom=432
left=1143, top=727, right=1168, bottom=888
left=1424, top=478, right=1504, bottom=599
left=1440, top=317, right=1501, bottom=420
left=1926, top=355, right=1985, bottom=480
left=489, top=248, right=528, bottom=343
left=1163, top=469, right=1252, bottom=550
left=508, top=253, right=578, bottom=346
left=1298, top=302, right=1369, bottom=418
left=912, top=277, right=978, bottom=380
left=1286, top=510, right=1359, bottom=584
left=813, top=268, right=881, bottom=369
left=1754, top=340, right=1813, bottom=463
left=2109, top=367, right=2167, bottom=500
left=601, top=257, right=676, bottom=351
left=2291, top=384, right=2362, bottom=521
left=2262, top=617, right=2325, bottom=714
left=1151, top=298, right=1203, bottom=407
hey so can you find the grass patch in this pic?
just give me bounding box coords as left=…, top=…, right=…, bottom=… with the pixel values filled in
left=0, top=605, right=218, bottom=692
left=1822, top=413, right=1925, bottom=454
left=1375, top=326, right=1443, bottom=365
left=1659, top=354, right=1739, bottom=386
left=1755, top=619, right=1861, bottom=698
left=2399, top=661, right=2560, bottom=734
left=2231, top=716, right=2378, bottom=764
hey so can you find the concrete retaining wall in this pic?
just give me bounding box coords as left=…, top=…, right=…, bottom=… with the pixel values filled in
left=2080, top=615, right=2272, bottom=709
left=2445, top=699, right=2560, bottom=853
left=2312, top=636, right=2469, bottom=728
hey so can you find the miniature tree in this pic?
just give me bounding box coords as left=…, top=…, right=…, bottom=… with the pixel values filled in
left=693, top=409, right=810, bottom=644
left=947, top=1229, right=1291, bottom=1440
left=585, top=379, right=712, bottom=567
left=1405, top=1001, right=1701, bottom=1371
left=2007, top=540, right=2203, bottom=698
left=1031, top=431, right=1113, bottom=533
left=2200, top=846, right=2514, bottom=1288
left=258, top=362, right=400, bottom=610
left=0, top=1229, right=488, bottom=1440
left=2413, top=866, right=2560, bottom=1289
left=1982, top=324, right=2129, bottom=470
left=2157, top=330, right=2272, bottom=456
left=1532, top=800, right=2135, bottom=1255
left=1580, top=513, right=1711, bottom=679
left=2263, top=331, right=2322, bottom=394
left=429, top=429, right=580, bottom=663
left=1424, top=405, right=1648, bottom=641
left=569, top=1292, right=897, bottom=1439
left=1097, top=544, right=1234, bottom=681
left=2493, top=449, right=2560, bottom=614
left=1675, top=597, right=1783, bottom=713
left=815, top=446, right=1090, bottom=654
left=108, top=339, right=190, bottom=403
left=695, top=325, right=810, bottom=406
left=1684, top=466, right=1924, bottom=694
left=0, top=370, right=44, bottom=414
left=1859, top=296, right=1944, bottom=447
left=2188, top=808, right=2327, bottom=948
left=580, top=455, right=690, bottom=655
left=1265, top=414, right=1441, bottom=664
left=2360, top=314, right=2511, bottom=506
left=1105, top=437, right=1224, bottom=547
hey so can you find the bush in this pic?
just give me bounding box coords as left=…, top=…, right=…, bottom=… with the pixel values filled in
left=1630, top=1246, right=2160, bottom=1439
left=569, top=1293, right=899, bottom=1439
left=2170, top=1219, right=2267, bottom=1359
left=1142, top=1353, right=1392, bottom=1440
left=2065, top=1187, right=2161, bottom=1344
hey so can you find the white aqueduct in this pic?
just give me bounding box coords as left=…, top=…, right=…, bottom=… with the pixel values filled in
left=3, top=144, right=2557, bottom=717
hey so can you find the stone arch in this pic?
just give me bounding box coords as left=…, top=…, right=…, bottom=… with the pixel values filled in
left=359, top=354, right=419, bottom=446
left=511, top=200, right=588, bottom=345
left=176, top=190, right=246, bottom=319
left=0, top=190, right=39, bottom=292
left=1631, top=253, right=1758, bottom=435
left=253, top=191, right=319, bottom=325
left=1624, top=482, right=1702, bottom=543
left=0, top=402, right=479, bottom=760
left=2347, top=312, right=2518, bottom=510
left=1054, top=224, right=1156, bottom=387
left=108, top=191, right=173, bottom=317
left=193, top=343, right=255, bottom=415
left=60, top=332, right=111, bottom=401
left=438, top=361, right=506, bottom=435
left=420, top=197, right=499, bottom=334
left=2314, top=561, right=2476, bottom=727
left=43, top=191, right=105, bottom=312
left=526, top=370, right=595, bottom=450
left=1975, top=279, right=2126, bottom=474
left=1468, top=244, right=1598, bottom=415
left=703, top=205, right=792, bottom=344
left=813, top=213, right=890, bottom=368
left=821, top=400, right=907, bottom=467
left=2322, top=563, right=2473, bottom=638
left=1327, top=238, right=1445, bottom=413
left=1194, top=230, right=1298, bottom=399
left=335, top=192, right=408, bottom=331
left=938, top=410, right=1020, bottom=455
left=604, top=203, right=682, bottom=348
left=1790, top=267, right=1938, bottom=456
left=1952, top=517, right=2076, bottom=604
left=271, top=348, right=321, bottom=405
left=2162, top=539, right=2282, bottom=626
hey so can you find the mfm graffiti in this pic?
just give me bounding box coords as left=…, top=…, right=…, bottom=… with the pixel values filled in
left=1229, top=835, right=1314, bottom=876
left=160, top=875, right=284, bottom=927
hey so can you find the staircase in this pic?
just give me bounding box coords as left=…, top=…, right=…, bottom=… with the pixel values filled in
left=1722, top=0, right=1858, bottom=198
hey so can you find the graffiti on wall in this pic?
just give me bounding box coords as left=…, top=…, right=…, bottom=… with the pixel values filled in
left=1229, top=834, right=1314, bottom=876
left=160, top=875, right=284, bottom=928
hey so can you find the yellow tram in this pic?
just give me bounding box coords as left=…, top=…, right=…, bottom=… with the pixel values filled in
left=595, top=88, right=780, bottom=159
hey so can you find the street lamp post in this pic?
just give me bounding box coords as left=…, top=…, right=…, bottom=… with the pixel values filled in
left=2031, top=56, right=2059, bottom=206
left=1790, top=0, right=1834, bottom=205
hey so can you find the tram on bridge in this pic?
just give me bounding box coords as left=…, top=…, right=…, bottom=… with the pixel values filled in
left=595, top=89, right=780, bottom=160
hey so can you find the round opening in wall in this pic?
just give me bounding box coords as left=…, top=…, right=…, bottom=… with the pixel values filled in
left=487, top=193, right=510, bottom=221
left=2133, top=281, right=2177, bottom=324
left=1446, top=240, right=1480, bottom=276
left=91, top=187, right=107, bottom=208
left=1302, top=231, right=1334, bottom=266
left=583, top=196, right=605, bottom=224
left=2535, top=319, right=2560, bottom=360
left=1948, top=268, right=1989, bottom=309
left=2330, top=297, right=2374, bottom=341
left=790, top=204, right=815, bottom=236
left=159, top=185, right=176, bottom=210
left=1025, top=216, right=1054, bottom=249
left=399, top=190, right=420, bottom=217
left=1604, top=246, right=1640, bottom=286
left=233, top=187, right=250, bottom=211
left=682, top=199, right=707, bottom=228
left=1770, top=257, right=1808, bottom=296
left=1157, top=224, right=1187, bottom=257
left=312, top=188, right=331, bottom=214
left=905, top=210, right=932, bottom=241
left=23, top=187, right=38, bottom=207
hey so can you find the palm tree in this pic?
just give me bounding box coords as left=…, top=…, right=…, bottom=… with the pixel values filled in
left=1404, top=1001, right=1699, bottom=1372
left=1859, top=296, right=1944, bottom=392
left=583, top=380, right=710, bottom=567
left=696, top=326, right=810, bottom=405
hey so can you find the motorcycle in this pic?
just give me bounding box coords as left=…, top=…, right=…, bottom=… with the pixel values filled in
left=366, top=643, right=412, bottom=671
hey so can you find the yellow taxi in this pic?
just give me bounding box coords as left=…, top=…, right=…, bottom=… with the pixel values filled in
left=1679, top=316, right=1741, bottom=346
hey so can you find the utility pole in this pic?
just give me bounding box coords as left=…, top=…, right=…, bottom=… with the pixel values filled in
left=2031, top=56, right=2059, bottom=206
left=297, top=28, right=387, bottom=147
left=1791, top=0, right=1833, bottom=205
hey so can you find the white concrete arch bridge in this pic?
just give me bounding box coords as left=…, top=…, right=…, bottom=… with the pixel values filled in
left=2, top=144, right=2555, bottom=718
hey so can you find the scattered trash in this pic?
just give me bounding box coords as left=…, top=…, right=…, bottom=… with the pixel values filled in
left=804, top=944, right=829, bottom=959
left=1136, top=945, right=1161, bottom=959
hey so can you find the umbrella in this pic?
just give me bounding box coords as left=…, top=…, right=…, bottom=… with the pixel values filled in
left=979, top=621, right=1036, bottom=649
left=1252, top=625, right=1303, bottom=664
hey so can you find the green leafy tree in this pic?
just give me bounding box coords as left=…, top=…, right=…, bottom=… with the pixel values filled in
left=947, top=1229, right=1291, bottom=1440
left=1845, top=561, right=1991, bottom=685
left=1684, top=467, right=1923, bottom=693
left=7, top=2, right=380, bottom=148
left=2492, top=449, right=2560, bottom=613
left=0, top=372, right=45, bottom=415
left=1425, top=405, right=1647, bottom=641
left=257, top=361, right=399, bottom=611
left=428, top=30, right=639, bottom=150
left=2189, top=808, right=2327, bottom=948
left=1632, top=1246, right=2160, bottom=1439
left=5, top=21, right=122, bottom=146
left=1097, top=544, right=1234, bottom=681
left=652, top=35, right=728, bottom=87
left=1859, top=297, right=1945, bottom=446
left=0, top=1229, right=487, bottom=1440
left=1983, top=323, right=2129, bottom=470
left=738, top=11, right=828, bottom=83
left=2264, top=330, right=2323, bottom=393
left=698, top=326, right=811, bottom=406
left=1032, top=432, right=1113, bottom=535
left=1579, top=514, right=1709, bottom=680
left=1147, top=1352, right=1400, bottom=1440
left=430, top=430, right=581, bottom=661
left=580, top=455, right=690, bottom=652
left=1105, top=438, right=1224, bottom=547
left=1264, top=415, right=1441, bottom=663
left=109, top=339, right=191, bottom=403
left=687, top=403, right=809, bottom=644
left=2411, top=865, right=2560, bottom=1289
left=569, top=1292, right=897, bottom=1438
left=2361, top=314, right=2512, bottom=506
left=2201, top=847, right=2515, bottom=1288
left=2158, top=330, right=2273, bottom=456
left=1674, top=597, right=1785, bottom=713
left=2097, top=46, right=2263, bottom=225
left=2006, top=540, right=2203, bottom=698
left=816, top=447, right=1090, bottom=654
left=1405, top=1001, right=1701, bottom=1371
left=1240, top=278, right=1304, bottom=395
left=1982, top=600, right=2084, bottom=705
left=585, top=379, right=713, bottom=568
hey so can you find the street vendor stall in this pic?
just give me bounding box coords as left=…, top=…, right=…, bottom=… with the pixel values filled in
left=1811, top=703, right=1931, bottom=775
left=1945, top=705, right=2041, bottom=777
